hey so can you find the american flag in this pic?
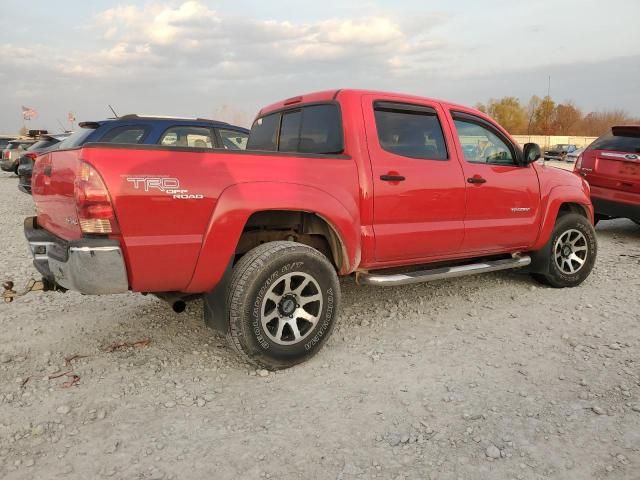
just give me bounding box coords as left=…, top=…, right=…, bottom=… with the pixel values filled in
left=22, top=106, right=38, bottom=120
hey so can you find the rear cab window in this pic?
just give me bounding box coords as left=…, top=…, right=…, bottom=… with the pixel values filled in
left=247, top=103, right=343, bottom=154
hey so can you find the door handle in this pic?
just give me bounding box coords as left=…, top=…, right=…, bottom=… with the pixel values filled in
left=380, top=174, right=406, bottom=182
left=467, top=176, right=486, bottom=184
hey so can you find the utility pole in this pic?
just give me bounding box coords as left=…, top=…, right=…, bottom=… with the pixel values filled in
left=547, top=75, right=551, bottom=98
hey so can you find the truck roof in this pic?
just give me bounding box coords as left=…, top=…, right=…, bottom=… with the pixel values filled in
left=257, top=89, right=485, bottom=119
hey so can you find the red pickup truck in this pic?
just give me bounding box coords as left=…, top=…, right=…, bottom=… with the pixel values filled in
left=24, top=89, right=597, bottom=369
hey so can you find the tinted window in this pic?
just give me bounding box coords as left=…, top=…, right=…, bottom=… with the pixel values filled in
left=297, top=105, right=343, bottom=154
left=160, top=126, right=213, bottom=148
left=374, top=105, right=447, bottom=160
left=587, top=132, right=640, bottom=154
left=453, top=119, right=515, bottom=165
left=100, top=125, right=150, bottom=144
left=218, top=129, right=248, bottom=150
left=7, top=142, right=33, bottom=150
left=279, top=110, right=302, bottom=152
left=58, top=128, right=96, bottom=149
left=28, top=139, right=59, bottom=151
left=247, top=113, right=279, bottom=151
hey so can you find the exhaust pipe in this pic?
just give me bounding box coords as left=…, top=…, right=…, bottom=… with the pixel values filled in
left=172, top=300, right=186, bottom=314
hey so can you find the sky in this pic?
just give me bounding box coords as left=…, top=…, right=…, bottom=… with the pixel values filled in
left=1, top=0, right=639, bottom=133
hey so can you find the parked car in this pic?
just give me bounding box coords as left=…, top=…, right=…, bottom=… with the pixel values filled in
left=17, top=115, right=249, bottom=194
left=0, top=135, right=17, bottom=151
left=544, top=143, right=578, bottom=161
left=565, top=147, right=584, bottom=163
left=23, top=89, right=596, bottom=369
left=55, top=114, right=249, bottom=151
left=575, top=125, right=640, bottom=224
left=17, top=133, right=71, bottom=194
left=1, top=138, right=37, bottom=173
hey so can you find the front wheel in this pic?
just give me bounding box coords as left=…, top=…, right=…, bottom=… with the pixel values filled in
left=226, top=241, right=340, bottom=370
left=531, top=213, right=597, bottom=288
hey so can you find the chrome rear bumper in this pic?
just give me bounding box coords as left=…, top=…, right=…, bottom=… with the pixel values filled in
left=24, top=217, right=129, bottom=294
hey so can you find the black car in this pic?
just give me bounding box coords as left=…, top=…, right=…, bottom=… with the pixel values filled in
left=17, top=115, right=249, bottom=194
left=543, top=143, right=578, bottom=161
left=17, top=134, right=71, bottom=194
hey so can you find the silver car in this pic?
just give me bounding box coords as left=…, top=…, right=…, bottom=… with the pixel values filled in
left=1, top=138, right=37, bottom=173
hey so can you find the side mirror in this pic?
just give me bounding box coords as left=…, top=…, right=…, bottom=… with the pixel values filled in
left=523, top=143, right=541, bottom=164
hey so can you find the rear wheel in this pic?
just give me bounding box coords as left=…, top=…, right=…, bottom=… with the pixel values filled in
left=226, top=241, right=340, bottom=370
left=531, top=213, right=597, bottom=288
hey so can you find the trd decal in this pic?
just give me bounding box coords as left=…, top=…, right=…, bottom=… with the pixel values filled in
left=126, top=176, right=204, bottom=200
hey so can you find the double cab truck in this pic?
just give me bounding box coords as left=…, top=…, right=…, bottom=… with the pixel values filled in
left=20, top=89, right=597, bottom=369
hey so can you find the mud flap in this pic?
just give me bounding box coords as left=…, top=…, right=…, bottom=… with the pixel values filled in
left=202, top=257, right=234, bottom=333
left=527, top=239, right=552, bottom=274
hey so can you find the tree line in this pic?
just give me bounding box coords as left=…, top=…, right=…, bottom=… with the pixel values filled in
left=475, top=96, right=640, bottom=137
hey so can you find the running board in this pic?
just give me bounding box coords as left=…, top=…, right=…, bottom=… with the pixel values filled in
left=356, top=256, right=531, bottom=287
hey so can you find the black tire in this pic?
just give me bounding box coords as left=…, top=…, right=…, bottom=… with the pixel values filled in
left=226, top=241, right=340, bottom=370
left=530, top=213, right=597, bottom=288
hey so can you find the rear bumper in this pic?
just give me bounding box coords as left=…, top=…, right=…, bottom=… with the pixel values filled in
left=17, top=175, right=32, bottom=194
left=24, top=217, right=129, bottom=294
left=1, top=158, right=17, bottom=172
left=592, top=195, right=640, bottom=222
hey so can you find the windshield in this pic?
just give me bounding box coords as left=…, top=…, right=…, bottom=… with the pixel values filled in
left=28, top=138, right=59, bottom=151
left=552, top=144, right=569, bottom=150
left=7, top=141, right=33, bottom=150
left=57, top=128, right=96, bottom=149
left=587, top=132, right=640, bottom=154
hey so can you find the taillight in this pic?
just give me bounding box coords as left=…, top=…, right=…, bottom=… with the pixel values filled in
left=25, top=152, right=38, bottom=160
left=74, top=162, right=119, bottom=235
left=574, top=154, right=583, bottom=171
left=2, top=150, right=9, bottom=159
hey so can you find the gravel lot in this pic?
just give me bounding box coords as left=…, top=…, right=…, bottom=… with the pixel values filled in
left=1, top=163, right=639, bottom=480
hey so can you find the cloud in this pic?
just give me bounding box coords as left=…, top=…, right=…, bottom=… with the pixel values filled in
left=0, top=0, right=638, bottom=132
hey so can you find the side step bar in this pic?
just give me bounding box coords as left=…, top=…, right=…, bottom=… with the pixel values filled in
left=356, top=256, right=531, bottom=287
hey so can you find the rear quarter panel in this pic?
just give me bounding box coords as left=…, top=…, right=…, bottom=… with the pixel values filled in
left=80, top=145, right=361, bottom=293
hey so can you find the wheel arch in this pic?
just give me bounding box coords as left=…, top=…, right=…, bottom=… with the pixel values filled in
left=185, top=182, right=361, bottom=294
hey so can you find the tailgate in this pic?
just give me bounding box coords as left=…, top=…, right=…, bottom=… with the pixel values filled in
left=32, top=149, right=83, bottom=240
left=588, top=150, right=640, bottom=195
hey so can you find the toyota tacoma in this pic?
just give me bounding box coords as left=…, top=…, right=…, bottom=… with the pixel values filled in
left=21, top=89, right=597, bottom=369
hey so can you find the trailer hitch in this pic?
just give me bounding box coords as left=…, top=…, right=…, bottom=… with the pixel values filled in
left=2, top=278, right=60, bottom=303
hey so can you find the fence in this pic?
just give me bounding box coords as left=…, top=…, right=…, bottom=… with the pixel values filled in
left=511, top=135, right=597, bottom=149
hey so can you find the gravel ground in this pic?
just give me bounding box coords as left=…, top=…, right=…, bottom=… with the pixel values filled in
left=1, top=164, right=639, bottom=480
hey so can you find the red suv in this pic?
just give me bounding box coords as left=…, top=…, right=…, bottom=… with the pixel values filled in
left=575, top=126, right=640, bottom=224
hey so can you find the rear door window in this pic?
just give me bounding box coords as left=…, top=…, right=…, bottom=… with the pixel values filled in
left=218, top=129, right=249, bottom=150
left=100, top=125, right=150, bottom=144
left=159, top=126, right=214, bottom=148
left=588, top=132, right=640, bottom=154
left=374, top=103, right=448, bottom=160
